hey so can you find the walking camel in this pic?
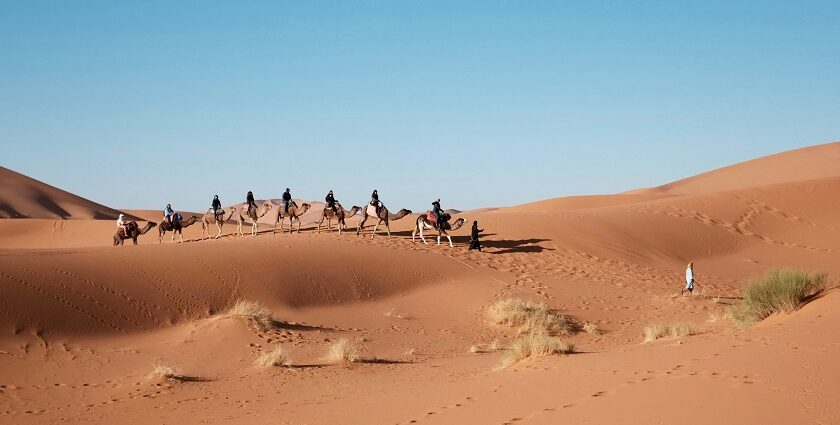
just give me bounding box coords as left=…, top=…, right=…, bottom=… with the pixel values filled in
left=113, top=221, right=157, bottom=246
left=412, top=213, right=467, bottom=247
left=236, top=202, right=273, bottom=237
left=201, top=207, right=237, bottom=240
left=273, top=202, right=312, bottom=233
left=317, top=203, right=360, bottom=235
left=356, top=204, right=412, bottom=238
left=158, top=215, right=199, bottom=243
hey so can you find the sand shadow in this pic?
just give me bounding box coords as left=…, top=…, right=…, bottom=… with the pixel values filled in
left=484, top=238, right=553, bottom=254
left=270, top=320, right=336, bottom=332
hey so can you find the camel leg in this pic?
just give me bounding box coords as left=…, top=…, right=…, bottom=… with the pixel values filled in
left=318, top=217, right=323, bottom=233
left=179, top=232, right=184, bottom=243
left=419, top=224, right=429, bottom=245
left=216, top=223, right=222, bottom=239
left=385, top=222, right=391, bottom=237
left=357, top=216, right=366, bottom=235
left=371, top=220, right=380, bottom=238
left=447, top=234, right=453, bottom=248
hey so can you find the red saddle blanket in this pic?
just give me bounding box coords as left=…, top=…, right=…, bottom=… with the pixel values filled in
left=426, top=211, right=436, bottom=222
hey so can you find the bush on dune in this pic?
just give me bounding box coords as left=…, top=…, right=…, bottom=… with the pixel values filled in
left=323, top=338, right=360, bottom=364
left=496, top=332, right=575, bottom=370
left=643, top=322, right=697, bottom=343
left=732, top=269, right=826, bottom=325
left=487, top=299, right=572, bottom=335
left=225, top=300, right=275, bottom=332
left=254, top=344, right=292, bottom=368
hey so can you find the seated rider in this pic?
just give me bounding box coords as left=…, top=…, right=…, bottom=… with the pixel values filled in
left=370, top=189, right=380, bottom=214
left=432, top=199, right=445, bottom=229
left=212, top=195, right=222, bottom=219
left=325, top=190, right=336, bottom=212
left=117, top=213, right=129, bottom=236
left=246, top=191, right=256, bottom=213
left=282, top=188, right=292, bottom=213
left=164, top=204, right=175, bottom=227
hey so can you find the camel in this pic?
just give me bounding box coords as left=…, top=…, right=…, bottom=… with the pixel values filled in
left=113, top=221, right=157, bottom=246
left=317, top=203, right=360, bottom=235
left=412, top=213, right=467, bottom=247
left=201, top=207, right=237, bottom=240
left=158, top=215, right=200, bottom=243
left=356, top=204, right=412, bottom=238
left=236, top=202, right=273, bottom=237
left=273, top=202, right=311, bottom=234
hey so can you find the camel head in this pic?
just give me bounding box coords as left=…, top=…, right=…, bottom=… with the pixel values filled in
left=300, top=203, right=311, bottom=214
left=347, top=206, right=361, bottom=217
left=450, top=217, right=467, bottom=230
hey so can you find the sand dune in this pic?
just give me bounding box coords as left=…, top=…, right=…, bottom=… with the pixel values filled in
left=0, top=166, right=132, bottom=220
left=2, top=143, right=840, bottom=424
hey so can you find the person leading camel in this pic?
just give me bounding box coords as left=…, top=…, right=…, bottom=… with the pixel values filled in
left=282, top=188, right=292, bottom=213
left=468, top=220, right=484, bottom=251
left=325, top=190, right=336, bottom=212
left=246, top=191, right=256, bottom=213
left=212, top=195, right=222, bottom=220
left=164, top=204, right=175, bottom=227
left=117, top=213, right=129, bottom=236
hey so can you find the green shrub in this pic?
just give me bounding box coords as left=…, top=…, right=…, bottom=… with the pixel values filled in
left=733, top=269, right=826, bottom=325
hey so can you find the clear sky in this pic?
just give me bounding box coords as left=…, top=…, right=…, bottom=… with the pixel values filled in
left=1, top=1, right=838, bottom=212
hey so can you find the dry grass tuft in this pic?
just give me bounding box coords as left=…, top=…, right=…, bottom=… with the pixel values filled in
left=731, top=269, right=826, bottom=326
left=323, top=338, right=361, bottom=364
left=148, top=363, right=195, bottom=382
left=496, top=332, right=574, bottom=370
left=385, top=308, right=407, bottom=319
left=643, top=322, right=698, bottom=342
left=583, top=322, right=600, bottom=335
left=226, top=300, right=275, bottom=332
left=254, top=344, right=292, bottom=368
left=487, top=299, right=571, bottom=335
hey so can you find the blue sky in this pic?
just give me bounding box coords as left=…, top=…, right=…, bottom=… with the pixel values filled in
left=1, top=1, right=838, bottom=212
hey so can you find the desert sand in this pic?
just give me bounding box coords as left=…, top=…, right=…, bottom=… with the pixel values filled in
left=2, top=142, right=840, bottom=424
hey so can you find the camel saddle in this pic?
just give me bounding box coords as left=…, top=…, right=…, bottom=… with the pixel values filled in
left=426, top=211, right=436, bottom=222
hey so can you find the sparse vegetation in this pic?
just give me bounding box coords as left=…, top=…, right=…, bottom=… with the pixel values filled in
left=385, top=308, right=407, bottom=319
left=471, top=339, right=503, bottom=353
left=487, top=299, right=572, bottom=335
left=323, top=338, right=361, bottom=364
left=731, top=269, right=826, bottom=326
left=583, top=322, right=600, bottom=335
left=254, top=344, right=292, bottom=368
left=226, top=300, right=275, bottom=332
left=148, top=362, right=194, bottom=382
left=643, top=322, right=698, bottom=342
left=496, top=332, right=574, bottom=370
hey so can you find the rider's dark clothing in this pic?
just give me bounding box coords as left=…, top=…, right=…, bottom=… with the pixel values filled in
left=325, top=193, right=336, bottom=210
left=282, top=191, right=292, bottom=212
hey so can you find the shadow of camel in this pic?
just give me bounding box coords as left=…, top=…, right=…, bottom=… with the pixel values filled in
left=482, top=238, right=553, bottom=254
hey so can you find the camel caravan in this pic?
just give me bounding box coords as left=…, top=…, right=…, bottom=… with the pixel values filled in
left=113, top=189, right=470, bottom=247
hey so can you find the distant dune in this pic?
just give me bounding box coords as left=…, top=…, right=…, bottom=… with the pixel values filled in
left=0, top=166, right=133, bottom=220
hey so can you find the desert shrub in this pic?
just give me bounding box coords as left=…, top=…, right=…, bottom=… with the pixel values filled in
left=643, top=322, right=697, bottom=342
left=254, top=344, right=292, bottom=368
left=323, top=338, right=360, bottom=364
left=487, top=299, right=571, bottom=335
left=226, top=300, right=275, bottom=332
left=733, top=269, right=826, bottom=325
left=496, top=332, right=574, bottom=370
